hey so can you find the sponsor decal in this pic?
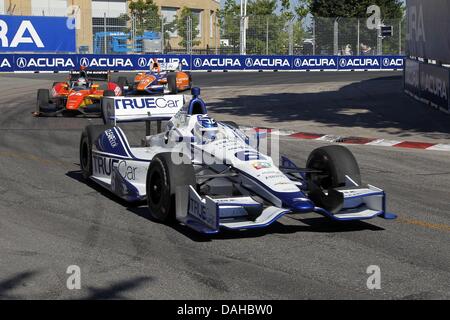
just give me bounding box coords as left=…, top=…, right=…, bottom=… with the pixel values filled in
left=294, top=58, right=336, bottom=68
left=0, top=57, right=11, bottom=68
left=0, top=19, right=44, bottom=48
left=15, top=56, right=75, bottom=69
left=93, top=155, right=137, bottom=180
left=383, top=57, right=404, bottom=68
left=188, top=195, right=207, bottom=221
left=105, top=129, right=118, bottom=148
left=0, top=16, right=75, bottom=52
left=193, top=57, right=241, bottom=68
left=339, top=58, right=380, bottom=68
left=114, top=97, right=182, bottom=109
left=137, top=57, right=147, bottom=68
left=252, top=161, right=272, bottom=170
left=421, top=72, right=448, bottom=99
left=235, top=150, right=267, bottom=161
left=245, top=58, right=290, bottom=68
left=79, top=57, right=133, bottom=68
left=79, top=57, right=89, bottom=67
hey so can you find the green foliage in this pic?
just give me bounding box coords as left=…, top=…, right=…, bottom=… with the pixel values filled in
left=125, top=0, right=161, bottom=34
left=308, top=0, right=404, bottom=18
left=217, top=0, right=306, bottom=54
left=174, top=7, right=201, bottom=49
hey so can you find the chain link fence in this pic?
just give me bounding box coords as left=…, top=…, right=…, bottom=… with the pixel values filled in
left=6, top=6, right=405, bottom=56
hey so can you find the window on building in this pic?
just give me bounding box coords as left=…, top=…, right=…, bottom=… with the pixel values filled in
left=92, top=0, right=127, bottom=18
left=161, top=7, right=178, bottom=38
left=192, top=9, right=202, bottom=38
left=31, top=0, right=67, bottom=16
left=92, top=0, right=127, bottom=37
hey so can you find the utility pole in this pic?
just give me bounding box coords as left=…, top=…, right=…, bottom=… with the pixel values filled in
left=240, top=0, right=248, bottom=55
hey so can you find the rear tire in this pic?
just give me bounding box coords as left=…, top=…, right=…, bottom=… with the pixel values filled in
left=117, top=77, right=128, bottom=92
left=146, top=153, right=195, bottom=222
left=101, top=90, right=116, bottom=124
left=80, top=124, right=113, bottom=180
left=167, top=73, right=178, bottom=94
left=186, top=72, right=193, bottom=90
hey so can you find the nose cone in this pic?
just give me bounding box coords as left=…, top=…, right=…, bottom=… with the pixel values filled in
left=66, top=92, right=85, bottom=110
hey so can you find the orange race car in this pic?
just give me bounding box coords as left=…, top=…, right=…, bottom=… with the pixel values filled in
left=117, top=61, right=192, bottom=95
left=35, top=68, right=122, bottom=117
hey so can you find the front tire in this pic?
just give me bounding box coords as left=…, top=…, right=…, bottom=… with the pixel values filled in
left=36, top=89, right=52, bottom=114
left=306, top=145, right=361, bottom=189
left=146, top=153, right=195, bottom=222
left=306, top=145, right=361, bottom=214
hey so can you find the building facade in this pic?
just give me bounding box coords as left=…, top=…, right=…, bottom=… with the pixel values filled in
left=1, top=0, right=220, bottom=53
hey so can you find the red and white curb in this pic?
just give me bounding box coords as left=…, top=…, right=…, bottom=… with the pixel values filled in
left=242, top=127, right=450, bottom=152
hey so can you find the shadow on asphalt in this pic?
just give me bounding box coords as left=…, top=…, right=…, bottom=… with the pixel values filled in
left=0, top=270, right=153, bottom=299
left=208, top=76, right=450, bottom=141
left=84, top=276, right=154, bottom=299
left=66, top=170, right=384, bottom=243
left=0, top=271, right=38, bottom=299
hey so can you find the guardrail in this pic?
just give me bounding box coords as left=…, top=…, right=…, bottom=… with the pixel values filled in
left=0, top=54, right=404, bottom=73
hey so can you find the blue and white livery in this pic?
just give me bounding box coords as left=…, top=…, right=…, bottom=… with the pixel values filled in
left=79, top=88, right=396, bottom=234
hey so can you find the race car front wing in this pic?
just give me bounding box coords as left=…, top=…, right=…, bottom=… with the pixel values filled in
left=176, top=184, right=396, bottom=234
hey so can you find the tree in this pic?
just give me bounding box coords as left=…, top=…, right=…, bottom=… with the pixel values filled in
left=125, top=0, right=161, bottom=35
left=299, top=0, right=405, bottom=55
left=174, top=7, right=201, bottom=49
left=217, top=0, right=240, bottom=53
left=217, top=0, right=308, bottom=55
left=307, top=0, right=404, bottom=18
left=121, top=0, right=176, bottom=52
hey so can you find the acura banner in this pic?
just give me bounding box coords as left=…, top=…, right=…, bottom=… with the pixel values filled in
left=406, top=0, right=450, bottom=63
left=404, top=58, right=450, bottom=113
left=0, top=15, right=76, bottom=53
left=0, top=54, right=405, bottom=72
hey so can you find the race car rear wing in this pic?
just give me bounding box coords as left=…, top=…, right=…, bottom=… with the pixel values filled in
left=159, top=62, right=181, bottom=72
left=69, top=70, right=110, bottom=82
left=102, top=95, right=186, bottom=124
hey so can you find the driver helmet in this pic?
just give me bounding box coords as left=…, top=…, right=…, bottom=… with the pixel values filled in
left=194, top=115, right=219, bottom=144
left=151, top=61, right=160, bottom=73
left=75, top=77, right=87, bottom=88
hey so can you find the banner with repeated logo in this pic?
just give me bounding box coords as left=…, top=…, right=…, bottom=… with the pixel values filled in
left=0, top=54, right=404, bottom=72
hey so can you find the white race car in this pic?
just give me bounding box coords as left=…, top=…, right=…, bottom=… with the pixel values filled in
left=79, top=88, right=396, bottom=234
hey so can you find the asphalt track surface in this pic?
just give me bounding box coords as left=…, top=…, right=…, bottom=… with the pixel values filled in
left=0, top=71, right=449, bottom=299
